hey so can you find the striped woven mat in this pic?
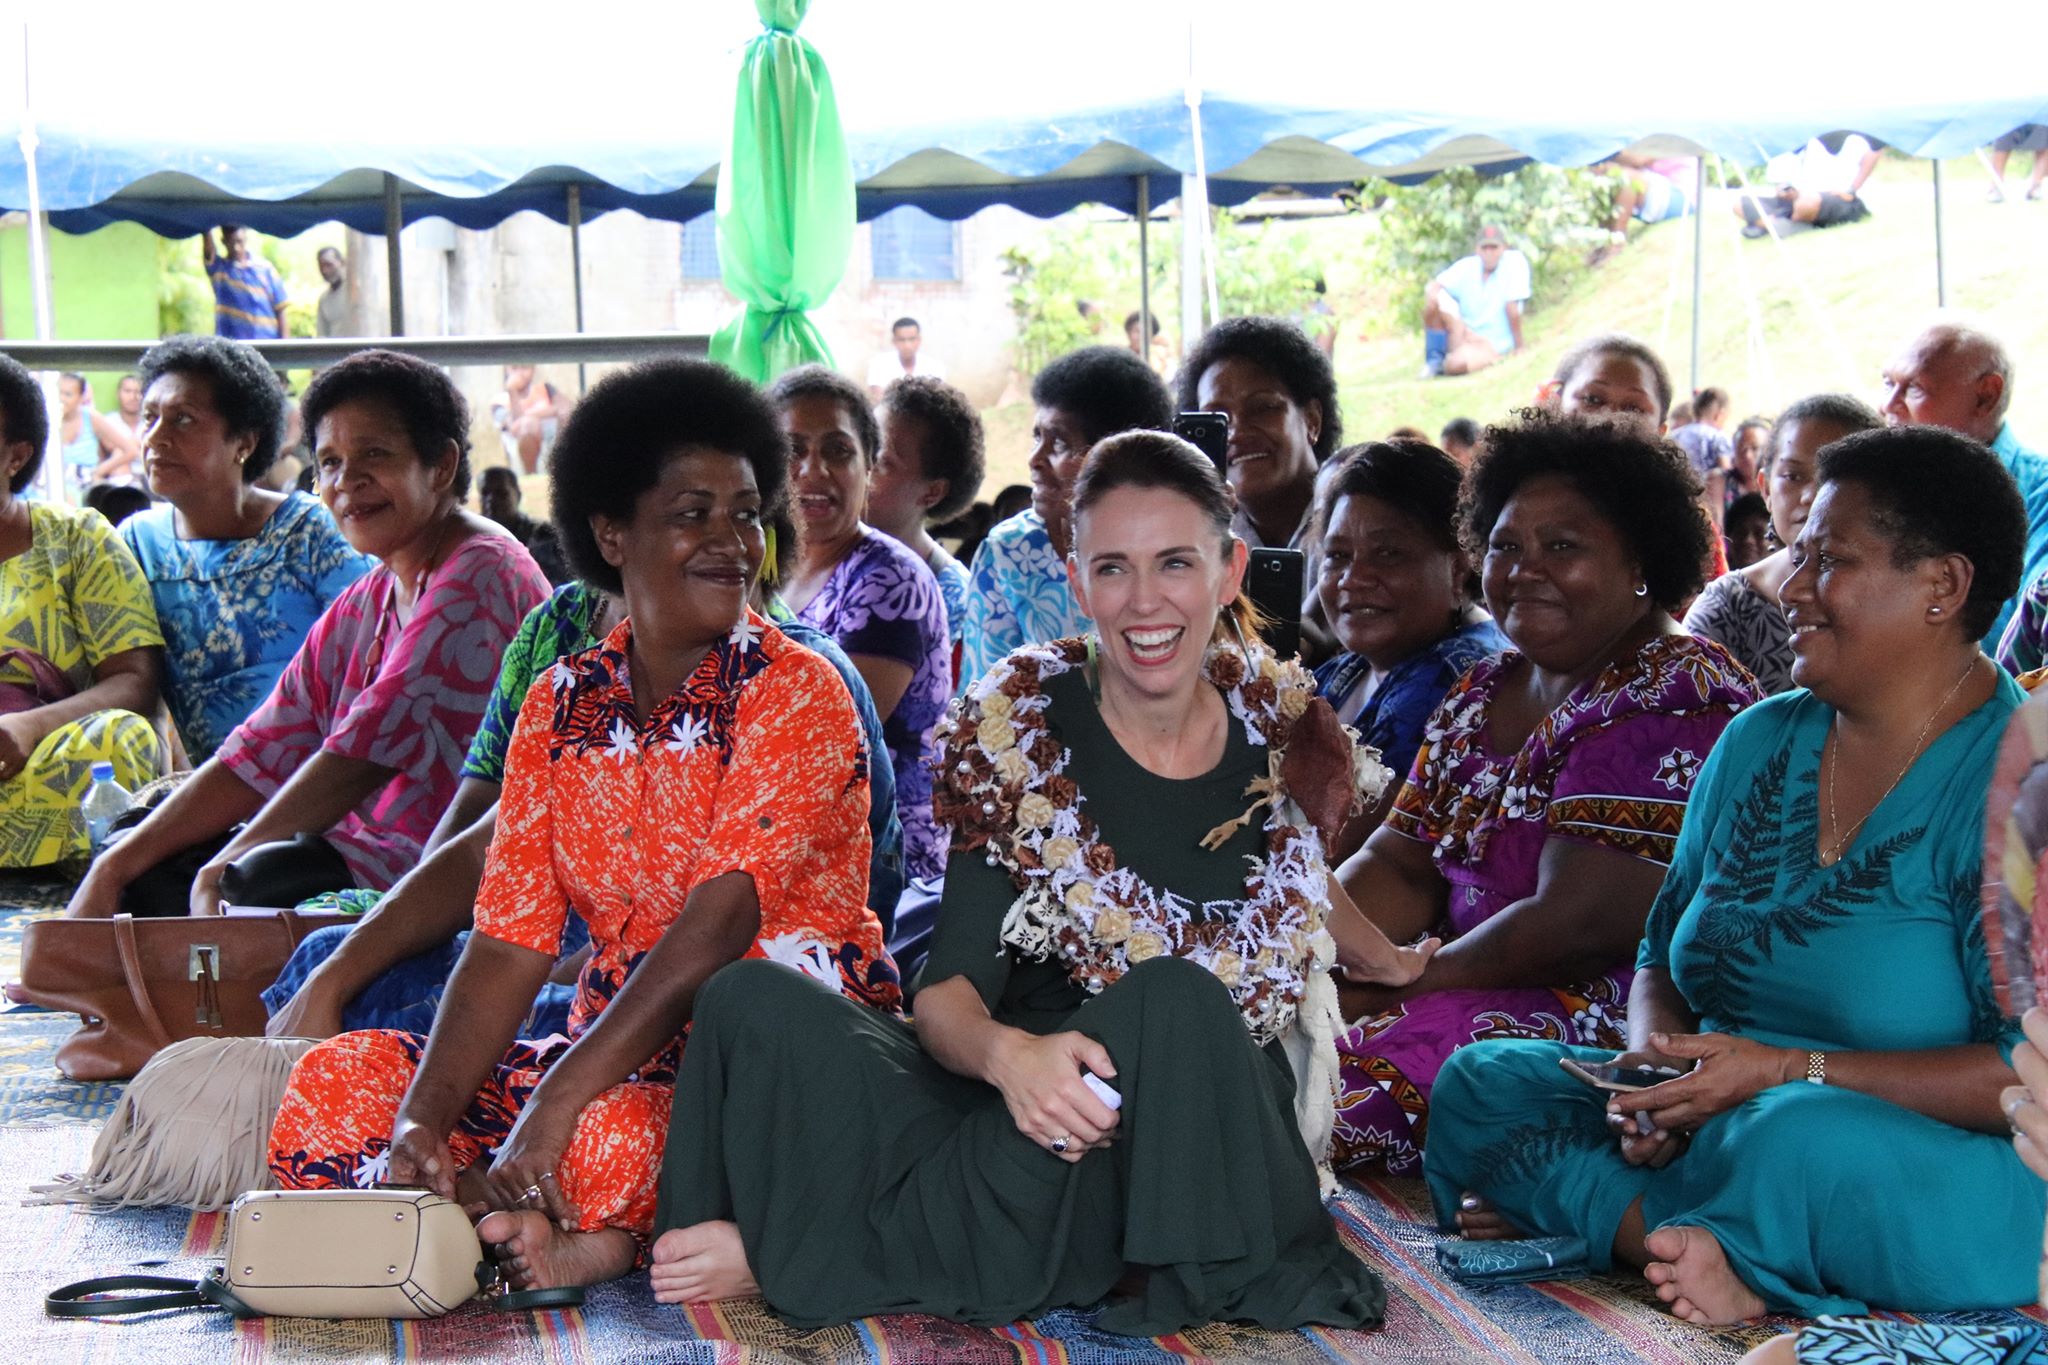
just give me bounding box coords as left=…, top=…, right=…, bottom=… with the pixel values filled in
left=0, top=887, right=2028, bottom=1363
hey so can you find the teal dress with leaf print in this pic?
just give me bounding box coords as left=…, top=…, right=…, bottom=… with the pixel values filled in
left=1423, top=674, right=2045, bottom=1317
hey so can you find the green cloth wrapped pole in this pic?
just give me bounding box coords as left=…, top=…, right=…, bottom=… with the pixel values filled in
left=709, top=0, right=853, bottom=382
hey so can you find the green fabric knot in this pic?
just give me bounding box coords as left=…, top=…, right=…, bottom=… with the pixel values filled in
left=755, top=0, right=807, bottom=33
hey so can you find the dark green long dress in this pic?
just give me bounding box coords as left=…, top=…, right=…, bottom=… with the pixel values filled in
left=655, top=670, right=1386, bottom=1334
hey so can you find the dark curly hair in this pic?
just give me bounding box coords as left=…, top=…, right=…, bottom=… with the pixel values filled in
left=1816, top=426, right=2024, bottom=640
left=0, top=354, right=48, bottom=493
left=1551, top=333, right=1675, bottom=421
left=1030, top=346, right=1173, bottom=446
left=768, top=365, right=878, bottom=465
left=548, top=358, right=787, bottom=596
left=1318, top=439, right=1477, bottom=601
left=138, top=334, right=287, bottom=483
left=1177, top=316, right=1343, bottom=461
left=300, top=349, right=472, bottom=499
left=881, top=375, right=986, bottom=523
left=1465, top=410, right=1710, bottom=612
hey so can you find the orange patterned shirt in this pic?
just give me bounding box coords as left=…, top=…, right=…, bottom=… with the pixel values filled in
left=474, top=610, right=901, bottom=1082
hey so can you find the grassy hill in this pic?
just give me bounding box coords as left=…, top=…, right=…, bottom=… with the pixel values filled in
left=978, top=154, right=2045, bottom=492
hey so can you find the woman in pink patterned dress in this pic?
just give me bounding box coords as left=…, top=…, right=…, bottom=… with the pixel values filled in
left=68, top=350, right=549, bottom=919
left=1327, top=413, right=1756, bottom=1173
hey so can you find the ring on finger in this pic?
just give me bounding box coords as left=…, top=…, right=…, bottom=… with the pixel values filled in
left=521, top=1184, right=545, bottom=1204
left=1049, top=1135, right=1071, bottom=1155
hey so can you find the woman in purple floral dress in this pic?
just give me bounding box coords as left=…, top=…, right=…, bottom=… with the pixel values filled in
left=1329, top=413, right=1756, bottom=1173
left=772, top=366, right=951, bottom=881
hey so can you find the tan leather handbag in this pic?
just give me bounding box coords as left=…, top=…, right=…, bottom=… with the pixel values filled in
left=46, top=1188, right=585, bottom=1320
left=13, top=909, right=351, bottom=1080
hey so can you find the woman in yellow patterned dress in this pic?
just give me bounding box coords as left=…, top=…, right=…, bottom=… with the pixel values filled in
left=0, top=356, right=164, bottom=867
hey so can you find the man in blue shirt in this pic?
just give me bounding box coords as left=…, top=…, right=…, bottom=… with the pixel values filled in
left=201, top=225, right=290, bottom=340
left=1422, top=224, right=1531, bottom=378
left=1880, top=321, right=2046, bottom=646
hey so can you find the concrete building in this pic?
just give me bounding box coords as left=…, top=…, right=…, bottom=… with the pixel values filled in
left=344, top=205, right=1042, bottom=470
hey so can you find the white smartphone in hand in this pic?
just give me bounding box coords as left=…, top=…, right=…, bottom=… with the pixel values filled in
left=1082, top=1072, right=1122, bottom=1111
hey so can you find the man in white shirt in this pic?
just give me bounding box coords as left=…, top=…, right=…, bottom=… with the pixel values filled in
left=866, top=317, right=944, bottom=398
left=1422, top=225, right=1531, bottom=377
left=1738, top=134, right=1880, bottom=238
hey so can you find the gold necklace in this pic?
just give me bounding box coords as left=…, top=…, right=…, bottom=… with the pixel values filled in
left=1822, top=658, right=1979, bottom=865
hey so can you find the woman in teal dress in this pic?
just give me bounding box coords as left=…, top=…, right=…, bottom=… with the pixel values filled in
left=1425, top=424, right=2045, bottom=1324
left=648, top=430, right=1437, bottom=1335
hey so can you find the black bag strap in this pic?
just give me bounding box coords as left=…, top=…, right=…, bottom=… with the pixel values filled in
left=498, top=1284, right=586, bottom=1312
left=45, top=1274, right=210, bottom=1318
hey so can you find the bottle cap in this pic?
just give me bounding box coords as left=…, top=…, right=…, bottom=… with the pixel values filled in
left=90, top=762, right=114, bottom=781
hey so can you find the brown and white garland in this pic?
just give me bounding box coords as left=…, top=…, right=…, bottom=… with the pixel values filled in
left=932, top=635, right=1394, bottom=1047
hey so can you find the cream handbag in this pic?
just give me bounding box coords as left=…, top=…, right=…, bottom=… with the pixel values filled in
left=47, top=1187, right=582, bottom=1319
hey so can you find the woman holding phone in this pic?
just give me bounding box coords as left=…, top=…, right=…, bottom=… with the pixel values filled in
left=1428, top=425, right=2042, bottom=1325
left=1179, top=316, right=1342, bottom=664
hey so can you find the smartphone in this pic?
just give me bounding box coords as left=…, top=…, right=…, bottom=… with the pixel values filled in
left=1172, top=411, right=1230, bottom=474
left=1246, top=547, right=1305, bottom=661
left=1557, top=1057, right=1687, bottom=1092
left=1082, top=1072, right=1123, bottom=1111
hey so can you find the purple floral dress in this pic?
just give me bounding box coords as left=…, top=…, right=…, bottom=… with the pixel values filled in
left=1331, top=635, right=1756, bottom=1174
left=797, top=524, right=951, bottom=880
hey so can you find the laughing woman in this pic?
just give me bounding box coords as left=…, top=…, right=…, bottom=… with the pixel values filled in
left=649, top=431, right=1426, bottom=1335
left=771, top=365, right=951, bottom=882
left=267, top=359, right=901, bottom=1292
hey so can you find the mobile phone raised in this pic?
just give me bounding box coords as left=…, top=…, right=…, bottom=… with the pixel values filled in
left=1171, top=411, right=1230, bottom=473
left=1557, top=1057, right=1687, bottom=1092
left=1245, top=547, right=1305, bottom=661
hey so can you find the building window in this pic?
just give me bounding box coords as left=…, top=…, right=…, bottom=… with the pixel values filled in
left=680, top=215, right=720, bottom=280
left=869, top=207, right=958, bottom=282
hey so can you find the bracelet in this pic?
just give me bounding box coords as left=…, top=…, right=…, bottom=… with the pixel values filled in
left=1804, top=1050, right=1827, bottom=1085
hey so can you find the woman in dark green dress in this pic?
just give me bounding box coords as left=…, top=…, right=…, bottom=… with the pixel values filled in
left=649, top=430, right=1434, bottom=1334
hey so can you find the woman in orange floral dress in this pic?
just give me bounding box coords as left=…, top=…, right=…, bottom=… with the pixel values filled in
left=268, top=358, right=901, bottom=1293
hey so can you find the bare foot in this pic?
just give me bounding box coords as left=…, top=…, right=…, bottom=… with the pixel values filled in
left=1453, top=1192, right=1529, bottom=1240
left=1642, top=1226, right=1766, bottom=1325
left=478, top=1209, right=637, bottom=1290
left=649, top=1221, right=759, bottom=1304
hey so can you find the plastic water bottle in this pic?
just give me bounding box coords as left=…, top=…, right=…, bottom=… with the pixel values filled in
left=80, top=762, right=133, bottom=855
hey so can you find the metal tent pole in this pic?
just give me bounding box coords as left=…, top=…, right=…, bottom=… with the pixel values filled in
left=383, top=173, right=406, bottom=336
left=17, top=21, right=62, bottom=504
left=1135, top=175, right=1151, bottom=362
left=1932, top=160, right=1948, bottom=306
left=568, top=183, right=587, bottom=391
left=1689, top=156, right=1706, bottom=393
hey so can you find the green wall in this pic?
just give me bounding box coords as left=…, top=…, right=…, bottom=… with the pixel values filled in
left=0, top=220, right=162, bottom=403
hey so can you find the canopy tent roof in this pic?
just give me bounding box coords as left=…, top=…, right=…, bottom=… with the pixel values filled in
left=5, top=3, right=2044, bottom=235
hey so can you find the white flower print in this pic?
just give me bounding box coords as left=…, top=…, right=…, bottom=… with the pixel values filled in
left=760, top=933, right=844, bottom=993
left=603, top=716, right=638, bottom=762
left=1652, top=747, right=1701, bottom=792
left=666, top=713, right=710, bottom=756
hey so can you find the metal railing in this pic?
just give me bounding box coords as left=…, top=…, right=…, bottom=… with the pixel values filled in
left=0, top=331, right=713, bottom=371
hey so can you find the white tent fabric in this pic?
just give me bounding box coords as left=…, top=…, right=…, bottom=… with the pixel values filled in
left=5, top=2, right=2043, bottom=234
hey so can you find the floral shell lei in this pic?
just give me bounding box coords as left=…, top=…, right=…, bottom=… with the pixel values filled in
left=933, top=635, right=1392, bottom=1178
